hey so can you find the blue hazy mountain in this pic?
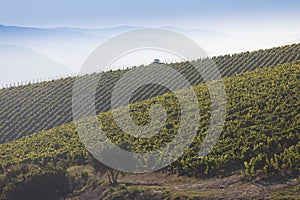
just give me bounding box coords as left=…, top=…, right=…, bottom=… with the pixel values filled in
left=0, top=44, right=73, bottom=86
left=0, top=24, right=103, bottom=40
left=0, top=24, right=108, bottom=73
left=47, top=25, right=142, bottom=37
left=0, top=24, right=299, bottom=80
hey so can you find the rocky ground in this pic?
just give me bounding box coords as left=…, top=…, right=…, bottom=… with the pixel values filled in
left=66, top=167, right=300, bottom=200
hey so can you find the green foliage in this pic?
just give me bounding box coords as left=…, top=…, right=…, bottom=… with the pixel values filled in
left=0, top=55, right=299, bottom=197
left=0, top=43, right=300, bottom=143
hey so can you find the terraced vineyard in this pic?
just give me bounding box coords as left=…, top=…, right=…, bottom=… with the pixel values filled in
left=0, top=61, right=299, bottom=199
left=0, top=43, right=300, bottom=143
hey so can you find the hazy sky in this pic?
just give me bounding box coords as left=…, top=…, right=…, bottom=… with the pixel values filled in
left=1, top=0, right=300, bottom=34
left=0, top=0, right=300, bottom=84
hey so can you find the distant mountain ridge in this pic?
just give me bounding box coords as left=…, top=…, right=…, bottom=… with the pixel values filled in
left=1, top=24, right=300, bottom=82
left=0, top=44, right=73, bottom=86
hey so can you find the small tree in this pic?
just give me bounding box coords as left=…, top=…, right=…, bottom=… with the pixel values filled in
left=90, top=155, right=119, bottom=184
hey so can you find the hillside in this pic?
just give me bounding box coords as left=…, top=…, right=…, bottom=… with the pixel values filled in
left=0, top=43, right=300, bottom=143
left=0, top=61, right=299, bottom=199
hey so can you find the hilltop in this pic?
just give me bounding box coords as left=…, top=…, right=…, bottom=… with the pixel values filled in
left=0, top=61, right=299, bottom=199
left=0, top=43, right=300, bottom=143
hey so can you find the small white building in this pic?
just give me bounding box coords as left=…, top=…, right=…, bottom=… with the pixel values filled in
left=152, top=59, right=162, bottom=64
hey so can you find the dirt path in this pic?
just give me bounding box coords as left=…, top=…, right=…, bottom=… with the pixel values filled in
left=117, top=172, right=298, bottom=199
left=70, top=167, right=299, bottom=199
